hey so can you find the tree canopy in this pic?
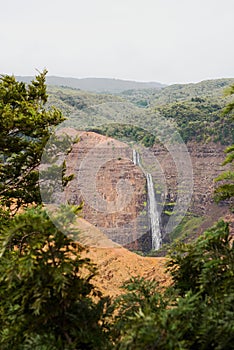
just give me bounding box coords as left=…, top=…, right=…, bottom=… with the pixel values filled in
left=0, top=207, right=110, bottom=350
left=0, top=70, right=64, bottom=214
left=109, top=221, right=234, bottom=350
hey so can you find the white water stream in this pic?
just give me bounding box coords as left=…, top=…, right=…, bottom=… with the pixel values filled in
left=133, top=149, right=162, bottom=250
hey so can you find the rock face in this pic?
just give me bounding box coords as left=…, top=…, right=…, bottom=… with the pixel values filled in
left=64, top=131, right=148, bottom=248
left=152, top=142, right=229, bottom=216
left=60, top=129, right=230, bottom=251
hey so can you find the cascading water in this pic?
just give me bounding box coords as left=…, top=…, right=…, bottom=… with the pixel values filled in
left=132, top=149, right=162, bottom=250
left=132, top=149, right=140, bottom=166
left=146, top=173, right=162, bottom=250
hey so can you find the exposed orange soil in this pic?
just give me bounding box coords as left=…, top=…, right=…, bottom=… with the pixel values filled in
left=83, top=247, right=170, bottom=298
left=70, top=217, right=170, bottom=297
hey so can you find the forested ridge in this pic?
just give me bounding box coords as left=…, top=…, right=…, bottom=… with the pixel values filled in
left=46, top=78, right=234, bottom=146
left=0, top=72, right=233, bottom=349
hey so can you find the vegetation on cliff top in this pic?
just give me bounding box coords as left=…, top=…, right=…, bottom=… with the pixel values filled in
left=47, top=78, right=234, bottom=146
left=214, top=83, right=234, bottom=208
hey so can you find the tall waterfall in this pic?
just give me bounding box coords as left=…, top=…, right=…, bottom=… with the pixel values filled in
left=146, top=173, right=162, bottom=250
left=133, top=149, right=162, bottom=250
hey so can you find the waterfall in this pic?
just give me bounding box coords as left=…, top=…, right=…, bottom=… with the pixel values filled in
left=132, top=149, right=140, bottom=166
left=132, top=149, right=162, bottom=250
left=146, top=173, right=162, bottom=250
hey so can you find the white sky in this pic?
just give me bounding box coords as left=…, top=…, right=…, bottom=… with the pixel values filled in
left=1, top=0, right=234, bottom=84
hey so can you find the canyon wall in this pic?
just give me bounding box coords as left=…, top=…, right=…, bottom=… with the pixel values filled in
left=64, top=131, right=148, bottom=248
left=152, top=142, right=228, bottom=216
left=61, top=129, right=230, bottom=250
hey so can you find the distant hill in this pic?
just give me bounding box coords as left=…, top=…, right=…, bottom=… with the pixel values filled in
left=150, top=78, right=234, bottom=105
left=44, top=77, right=234, bottom=146
left=119, top=78, right=234, bottom=106
left=16, top=76, right=166, bottom=93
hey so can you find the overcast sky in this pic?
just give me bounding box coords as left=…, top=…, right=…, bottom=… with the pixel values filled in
left=1, top=0, right=234, bottom=84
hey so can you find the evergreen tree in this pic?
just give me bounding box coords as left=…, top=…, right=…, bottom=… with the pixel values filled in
left=0, top=207, right=110, bottom=350
left=0, top=71, right=64, bottom=213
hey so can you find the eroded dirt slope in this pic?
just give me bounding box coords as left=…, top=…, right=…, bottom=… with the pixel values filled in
left=75, top=218, right=169, bottom=298
left=85, top=247, right=169, bottom=297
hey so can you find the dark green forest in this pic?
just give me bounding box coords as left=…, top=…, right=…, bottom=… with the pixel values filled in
left=0, top=72, right=233, bottom=349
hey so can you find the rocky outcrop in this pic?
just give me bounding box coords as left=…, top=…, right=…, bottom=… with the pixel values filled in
left=152, top=142, right=229, bottom=216
left=64, top=130, right=148, bottom=248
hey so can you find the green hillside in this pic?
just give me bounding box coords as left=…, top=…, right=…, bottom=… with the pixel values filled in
left=47, top=85, right=123, bottom=117
left=118, top=78, right=234, bottom=106
left=47, top=78, right=234, bottom=146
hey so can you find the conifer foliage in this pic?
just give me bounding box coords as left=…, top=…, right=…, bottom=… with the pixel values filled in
left=0, top=70, right=64, bottom=213
left=0, top=207, right=110, bottom=350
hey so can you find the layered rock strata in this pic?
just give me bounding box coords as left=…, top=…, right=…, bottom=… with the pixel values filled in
left=64, top=130, right=147, bottom=248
